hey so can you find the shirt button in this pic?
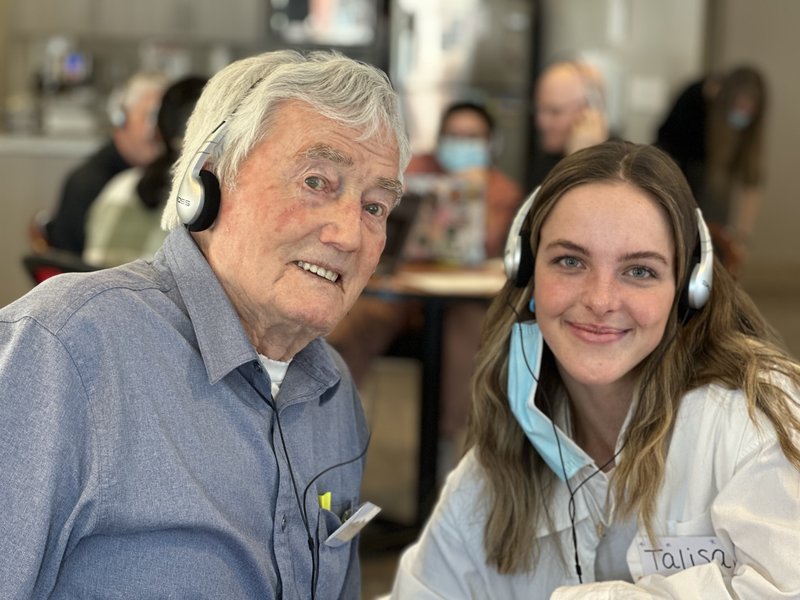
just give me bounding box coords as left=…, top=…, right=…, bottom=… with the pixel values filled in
left=281, top=515, right=287, bottom=532
left=254, top=361, right=262, bottom=372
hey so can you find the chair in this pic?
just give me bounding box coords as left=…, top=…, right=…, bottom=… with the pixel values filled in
left=22, top=250, right=98, bottom=285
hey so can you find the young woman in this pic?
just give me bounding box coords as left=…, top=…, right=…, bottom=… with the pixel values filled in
left=390, top=141, right=800, bottom=598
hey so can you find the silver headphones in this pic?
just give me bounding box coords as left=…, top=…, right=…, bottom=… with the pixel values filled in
left=173, top=76, right=266, bottom=232
left=173, top=120, right=228, bottom=231
left=503, top=187, right=714, bottom=311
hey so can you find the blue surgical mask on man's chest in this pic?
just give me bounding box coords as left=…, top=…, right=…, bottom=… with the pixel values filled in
left=435, top=136, right=491, bottom=172
left=507, top=321, right=593, bottom=481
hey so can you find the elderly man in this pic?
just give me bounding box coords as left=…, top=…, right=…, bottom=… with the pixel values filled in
left=0, top=50, right=409, bottom=599
left=529, top=59, right=609, bottom=188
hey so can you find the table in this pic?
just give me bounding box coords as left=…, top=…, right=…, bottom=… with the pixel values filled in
left=362, top=261, right=506, bottom=536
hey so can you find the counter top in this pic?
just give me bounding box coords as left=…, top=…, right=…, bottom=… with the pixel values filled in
left=0, top=133, right=101, bottom=158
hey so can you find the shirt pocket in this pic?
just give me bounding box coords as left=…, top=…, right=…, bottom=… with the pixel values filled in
left=314, top=500, right=357, bottom=597
left=669, top=510, right=713, bottom=536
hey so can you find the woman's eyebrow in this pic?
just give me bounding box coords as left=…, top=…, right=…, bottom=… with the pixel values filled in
left=544, top=240, right=670, bottom=265
left=621, top=250, right=670, bottom=265
left=544, top=239, right=589, bottom=254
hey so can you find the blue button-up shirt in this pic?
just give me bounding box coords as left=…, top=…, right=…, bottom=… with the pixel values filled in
left=0, top=227, right=368, bottom=599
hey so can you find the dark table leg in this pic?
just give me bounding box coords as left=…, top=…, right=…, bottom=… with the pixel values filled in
left=415, top=297, right=444, bottom=526
left=360, top=295, right=446, bottom=551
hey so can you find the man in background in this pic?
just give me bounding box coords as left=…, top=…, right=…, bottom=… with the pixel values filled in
left=41, top=70, right=168, bottom=255
left=529, top=59, right=609, bottom=188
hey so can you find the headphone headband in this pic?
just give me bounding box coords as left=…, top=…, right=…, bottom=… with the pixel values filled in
left=172, top=76, right=266, bottom=231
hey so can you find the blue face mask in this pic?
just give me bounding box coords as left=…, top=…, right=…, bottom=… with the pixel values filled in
left=727, top=109, right=753, bottom=131
left=508, top=321, right=592, bottom=481
left=435, top=136, right=491, bottom=172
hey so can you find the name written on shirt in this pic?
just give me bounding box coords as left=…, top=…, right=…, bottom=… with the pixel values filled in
left=637, top=536, right=736, bottom=577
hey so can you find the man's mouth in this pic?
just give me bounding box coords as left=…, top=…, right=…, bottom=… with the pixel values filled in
left=295, top=260, right=340, bottom=283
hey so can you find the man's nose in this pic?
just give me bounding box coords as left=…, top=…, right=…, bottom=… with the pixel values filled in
left=320, top=195, right=362, bottom=252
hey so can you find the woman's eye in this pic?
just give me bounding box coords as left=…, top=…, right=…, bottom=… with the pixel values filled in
left=557, top=256, right=582, bottom=269
left=628, top=266, right=656, bottom=279
left=305, top=176, right=326, bottom=191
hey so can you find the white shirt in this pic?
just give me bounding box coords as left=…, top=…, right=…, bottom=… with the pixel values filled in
left=258, top=354, right=291, bottom=398
left=390, top=382, right=800, bottom=599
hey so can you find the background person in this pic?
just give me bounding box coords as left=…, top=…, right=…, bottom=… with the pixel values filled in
left=390, top=141, right=800, bottom=598
left=34, top=70, right=169, bottom=256
left=656, top=65, right=768, bottom=277
left=327, top=100, right=523, bottom=479
left=0, top=49, right=409, bottom=599
left=529, top=59, right=610, bottom=189
left=82, top=75, right=208, bottom=267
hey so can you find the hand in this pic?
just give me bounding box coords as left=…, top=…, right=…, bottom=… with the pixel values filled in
left=566, top=107, right=608, bottom=155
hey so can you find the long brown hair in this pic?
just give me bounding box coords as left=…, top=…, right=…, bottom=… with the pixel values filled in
left=467, top=140, right=800, bottom=573
left=706, top=66, right=767, bottom=187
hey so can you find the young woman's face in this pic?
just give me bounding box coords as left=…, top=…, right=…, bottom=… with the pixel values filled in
left=533, top=181, right=676, bottom=393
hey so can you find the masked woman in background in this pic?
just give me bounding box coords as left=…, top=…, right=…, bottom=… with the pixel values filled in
left=391, top=140, right=800, bottom=598
left=656, top=66, right=767, bottom=277
left=328, top=100, right=523, bottom=480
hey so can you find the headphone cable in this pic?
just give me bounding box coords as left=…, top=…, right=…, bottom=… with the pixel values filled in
left=507, top=298, right=626, bottom=583
left=507, top=296, right=681, bottom=583
left=246, top=371, right=371, bottom=600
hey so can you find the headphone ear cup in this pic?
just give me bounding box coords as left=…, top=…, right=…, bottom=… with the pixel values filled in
left=515, top=228, right=534, bottom=287
left=187, top=170, right=221, bottom=232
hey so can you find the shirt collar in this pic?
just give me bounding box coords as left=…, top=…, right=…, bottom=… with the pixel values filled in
left=162, top=227, right=258, bottom=384
left=160, top=227, right=343, bottom=395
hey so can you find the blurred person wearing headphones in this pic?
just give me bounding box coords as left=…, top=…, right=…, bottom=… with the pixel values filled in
left=83, top=76, right=208, bottom=268
left=37, top=70, right=168, bottom=255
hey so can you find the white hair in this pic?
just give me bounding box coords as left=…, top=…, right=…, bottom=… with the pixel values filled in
left=161, top=50, right=410, bottom=231
left=106, top=70, right=169, bottom=127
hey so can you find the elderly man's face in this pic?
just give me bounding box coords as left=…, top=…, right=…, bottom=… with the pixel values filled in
left=534, top=67, right=588, bottom=154
left=200, top=100, right=402, bottom=357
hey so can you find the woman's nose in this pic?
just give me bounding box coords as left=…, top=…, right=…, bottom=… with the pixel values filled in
left=581, top=270, right=620, bottom=315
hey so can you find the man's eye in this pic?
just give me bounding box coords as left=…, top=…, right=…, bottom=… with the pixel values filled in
left=364, top=203, right=387, bottom=218
left=305, top=176, right=326, bottom=191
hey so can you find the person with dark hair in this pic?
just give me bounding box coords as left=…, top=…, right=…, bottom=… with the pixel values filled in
left=656, top=65, right=768, bottom=276
left=328, top=100, right=523, bottom=478
left=390, top=141, right=800, bottom=598
left=83, top=76, right=207, bottom=267
left=39, top=71, right=169, bottom=255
